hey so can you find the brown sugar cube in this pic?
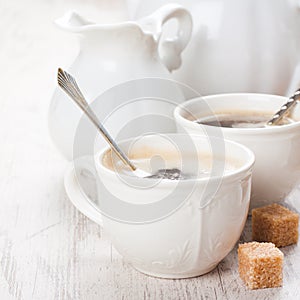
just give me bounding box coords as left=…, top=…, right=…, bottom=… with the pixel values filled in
left=238, top=242, right=283, bottom=289
left=252, top=204, right=299, bottom=247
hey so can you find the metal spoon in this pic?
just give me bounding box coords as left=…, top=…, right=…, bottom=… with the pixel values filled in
left=267, top=88, right=300, bottom=126
left=57, top=68, right=150, bottom=178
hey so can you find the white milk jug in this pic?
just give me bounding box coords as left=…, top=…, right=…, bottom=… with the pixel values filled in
left=49, top=4, right=192, bottom=159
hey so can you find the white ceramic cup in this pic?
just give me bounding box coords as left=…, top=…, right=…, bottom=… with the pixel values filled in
left=68, top=134, right=254, bottom=278
left=174, top=93, right=300, bottom=210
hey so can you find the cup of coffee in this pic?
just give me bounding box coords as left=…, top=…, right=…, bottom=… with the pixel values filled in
left=174, top=93, right=300, bottom=209
left=67, top=133, right=254, bottom=278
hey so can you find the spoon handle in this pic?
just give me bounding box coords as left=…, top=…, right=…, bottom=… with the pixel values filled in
left=267, top=89, right=300, bottom=126
left=57, top=68, right=136, bottom=171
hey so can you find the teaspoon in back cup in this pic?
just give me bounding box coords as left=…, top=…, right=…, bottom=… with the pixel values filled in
left=267, top=88, right=300, bottom=126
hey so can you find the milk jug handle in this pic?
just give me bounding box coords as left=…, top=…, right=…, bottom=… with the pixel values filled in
left=140, top=4, right=193, bottom=72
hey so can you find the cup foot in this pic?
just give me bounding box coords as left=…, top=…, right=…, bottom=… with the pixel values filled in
left=132, top=263, right=218, bottom=279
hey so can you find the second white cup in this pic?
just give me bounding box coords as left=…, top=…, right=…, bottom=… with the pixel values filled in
left=174, top=93, right=300, bottom=209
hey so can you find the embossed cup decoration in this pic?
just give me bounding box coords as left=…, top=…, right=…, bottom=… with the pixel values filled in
left=69, top=134, right=254, bottom=278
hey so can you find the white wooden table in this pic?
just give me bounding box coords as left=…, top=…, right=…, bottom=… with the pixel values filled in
left=0, top=0, right=299, bottom=299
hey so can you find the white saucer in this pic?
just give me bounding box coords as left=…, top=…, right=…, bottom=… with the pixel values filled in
left=64, top=162, right=103, bottom=226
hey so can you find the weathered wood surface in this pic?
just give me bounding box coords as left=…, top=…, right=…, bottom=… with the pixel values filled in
left=0, top=0, right=299, bottom=299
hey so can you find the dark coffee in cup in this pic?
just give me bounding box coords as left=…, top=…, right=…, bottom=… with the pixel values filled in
left=195, top=112, right=294, bottom=128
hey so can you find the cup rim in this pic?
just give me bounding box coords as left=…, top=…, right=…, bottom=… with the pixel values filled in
left=96, top=133, right=255, bottom=184
left=174, top=93, right=300, bottom=134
